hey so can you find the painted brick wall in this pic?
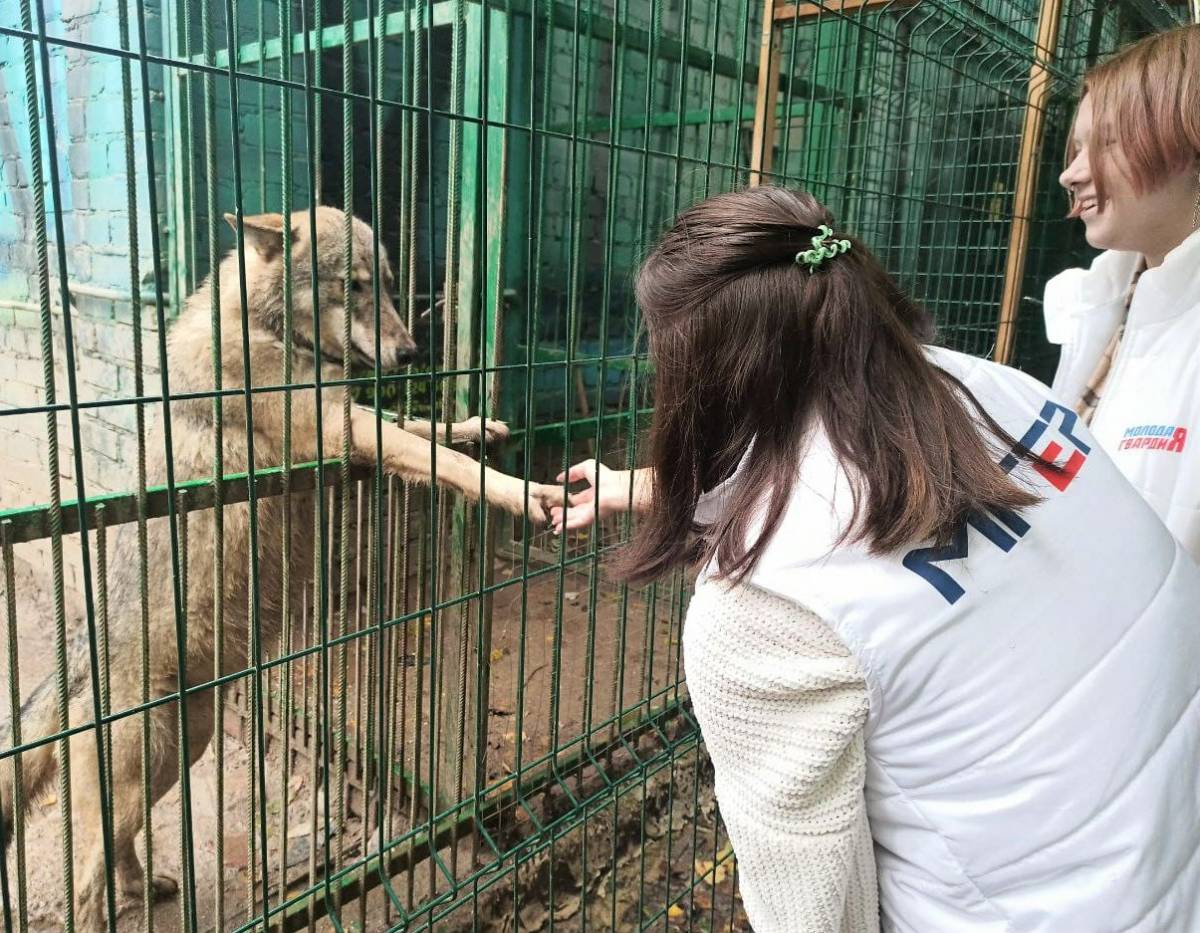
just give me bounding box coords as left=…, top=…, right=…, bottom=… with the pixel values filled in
left=0, top=0, right=165, bottom=604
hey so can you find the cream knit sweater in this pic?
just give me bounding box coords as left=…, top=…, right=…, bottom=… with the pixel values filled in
left=683, top=580, right=879, bottom=933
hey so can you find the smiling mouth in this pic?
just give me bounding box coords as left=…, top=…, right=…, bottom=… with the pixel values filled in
left=1075, top=196, right=1099, bottom=218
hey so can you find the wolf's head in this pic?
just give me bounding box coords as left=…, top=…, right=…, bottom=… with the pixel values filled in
left=224, top=206, right=418, bottom=370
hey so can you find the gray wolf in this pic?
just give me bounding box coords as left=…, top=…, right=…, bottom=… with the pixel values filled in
left=0, top=207, right=557, bottom=926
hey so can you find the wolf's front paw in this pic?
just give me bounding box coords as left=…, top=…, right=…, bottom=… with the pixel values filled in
left=454, top=416, right=510, bottom=446
left=491, top=478, right=557, bottom=526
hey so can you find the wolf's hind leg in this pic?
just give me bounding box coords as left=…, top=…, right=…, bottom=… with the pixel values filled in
left=75, top=697, right=207, bottom=927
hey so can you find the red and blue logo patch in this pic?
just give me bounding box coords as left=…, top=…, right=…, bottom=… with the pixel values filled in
left=902, top=400, right=1091, bottom=605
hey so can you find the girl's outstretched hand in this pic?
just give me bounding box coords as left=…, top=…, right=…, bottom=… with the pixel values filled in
left=550, top=460, right=643, bottom=534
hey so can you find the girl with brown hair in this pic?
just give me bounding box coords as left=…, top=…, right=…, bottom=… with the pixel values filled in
left=1048, top=23, right=1200, bottom=557
left=553, top=186, right=1200, bottom=931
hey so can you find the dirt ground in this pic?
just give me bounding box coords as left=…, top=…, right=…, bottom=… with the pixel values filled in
left=2, top=533, right=744, bottom=932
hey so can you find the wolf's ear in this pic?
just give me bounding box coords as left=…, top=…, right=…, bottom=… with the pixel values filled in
left=224, top=212, right=291, bottom=259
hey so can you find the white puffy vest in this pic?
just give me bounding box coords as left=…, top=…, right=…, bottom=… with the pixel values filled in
left=1044, top=228, right=1200, bottom=560
left=723, top=347, right=1200, bottom=931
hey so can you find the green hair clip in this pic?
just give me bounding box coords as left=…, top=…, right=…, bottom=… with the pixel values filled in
left=795, top=225, right=851, bottom=272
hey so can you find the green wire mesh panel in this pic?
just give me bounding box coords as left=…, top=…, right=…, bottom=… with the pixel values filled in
left=760, top=0, right=1192, bottom=381
left=0, top=0, right=1194, bottom=930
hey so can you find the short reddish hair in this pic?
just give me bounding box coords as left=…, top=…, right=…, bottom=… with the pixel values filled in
left=1068, top=24, right=1200, bottom=203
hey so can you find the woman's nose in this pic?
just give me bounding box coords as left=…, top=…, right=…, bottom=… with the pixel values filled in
left=1059, top=152, right=1088, bottom=190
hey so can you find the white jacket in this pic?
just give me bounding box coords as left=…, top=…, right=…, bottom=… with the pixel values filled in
left=1044, top=228, right=1200, bottom=559
left=692, top=346, right=1200, bottom=932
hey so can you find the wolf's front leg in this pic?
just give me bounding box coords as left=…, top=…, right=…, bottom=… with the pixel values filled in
left=347, top=409, right=555, bottom=524
left=352, top=405, right=509, bottom=447
left=400, top=414, right=510, bottom=447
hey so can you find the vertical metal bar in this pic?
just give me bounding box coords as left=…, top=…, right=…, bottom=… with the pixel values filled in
left=0, top=826, right=9, bottom=933
left=164, top=0, right=189, bottom=313
left=1, top=522, right=28, bottom=933
left=994, top=0, right=1064, bottom=364
left=669, top=0, right=692, bottom=208
left=424, top=0, right=464, bottom=896
left=220, top=0, right=275, bottom=921
left=376, top=1, right=403, bottom=915
left=448, top=0, right=485, bottom=886
left=335, top=5, right=358, bottom=915
left=257, top=0, right=268, bottom=213
left=362, top=0, right=392, bottom=921
left=127, top=0, right=205, bottom=920
left=513, top=0, right=557, bottom=861
left=776, top=4, right=801, bottom=179
left=586, top=0, right=631, bottom=857
left=298, top=0, right=336, bottom=922
left=113, top=3, right=161, bottom=928
left=15, top=8, right=77, bottom=926
left=315, top=0, right=325, bottom=200
left=175, top=490, right=190, bottom=933
left=728, top=0, right=754, bottom=182
left=399, top=0, right=427, bottom=913
left=94, top=505, right=112, bottom=843
left=183, top=1, right=199, bottom=298
left=404, top=1, right=430, bottom=907
left=423, top=0, right=444, bottom=901
left=701, top=0, right=725, bottom=196
left=24, top=1, right=123, bottom=927
left=198, top=0, right=226, bottom=924
left=277, top=0, right=298, bottom=912
left=547, top=1, right=594, bottom=897
left=306, top=496, right=323, bottom=933
left=472, top=0, right=511, bottom=897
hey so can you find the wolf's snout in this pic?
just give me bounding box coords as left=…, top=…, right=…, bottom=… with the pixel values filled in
left=393, top=339, right=419, bottom=367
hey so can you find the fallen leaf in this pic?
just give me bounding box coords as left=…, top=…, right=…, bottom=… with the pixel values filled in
left=667, top=904, right=685, bottom=920
left=490, top=648, right=505, bottom=663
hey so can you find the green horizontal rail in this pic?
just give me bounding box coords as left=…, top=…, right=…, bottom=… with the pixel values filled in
left=0, top=404, right=651, bottom=545
left=0, top=458, right=363, bottom=545
left=549, top=99, right=820, bottom=137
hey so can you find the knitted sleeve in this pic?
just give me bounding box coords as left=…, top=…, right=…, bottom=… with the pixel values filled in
left=683, top=581, right=878, bottom=933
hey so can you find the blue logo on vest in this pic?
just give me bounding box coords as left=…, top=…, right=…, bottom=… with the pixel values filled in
left=902, top=401, right=1091, bottom=605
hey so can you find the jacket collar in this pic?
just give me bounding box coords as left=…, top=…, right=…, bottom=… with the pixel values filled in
left=1130, top=227, right=1200, bottom=326
left=1073, top=227, right=1200, bottom=325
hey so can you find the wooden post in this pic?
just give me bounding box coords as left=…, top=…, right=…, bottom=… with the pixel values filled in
left=749, top=0, right=781, bottom=185
left=994, top=0, right=1064, bottom=364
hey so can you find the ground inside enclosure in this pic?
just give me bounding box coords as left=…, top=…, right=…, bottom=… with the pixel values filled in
left=3, top=537, right=745, bottom=931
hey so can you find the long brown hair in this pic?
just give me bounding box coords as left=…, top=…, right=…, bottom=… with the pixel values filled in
left=1068, top=24, right=1200, bottom=209
left=620, top=187, right=1040, bottom=587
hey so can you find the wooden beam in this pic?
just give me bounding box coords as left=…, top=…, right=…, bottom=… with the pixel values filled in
left=774, top=0, right=920, bottom=22
left=749, top=0, right=782, bottom=185
left=994, top=0, right=1063, bottom=364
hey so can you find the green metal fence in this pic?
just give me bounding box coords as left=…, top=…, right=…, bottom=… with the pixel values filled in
left=0, top=0, right=1194, bottom=930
